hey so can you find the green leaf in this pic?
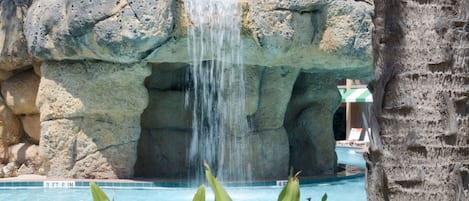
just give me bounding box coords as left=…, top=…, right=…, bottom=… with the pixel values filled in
left=90, top=182, right=110, bottom=201
left=192, top=185, right=206, bottom=201
left=321, top=193, right=328, bottom=201
left=277, top=169, right=300, bottom=201
left=204, top=162, right=232, bottom=201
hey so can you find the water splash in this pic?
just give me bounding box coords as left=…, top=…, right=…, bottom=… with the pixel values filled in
left=184, top=0, right=249, bottom=183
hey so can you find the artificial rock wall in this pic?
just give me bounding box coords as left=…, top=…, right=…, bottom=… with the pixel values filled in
left=0, top=0, right=373, bottom=179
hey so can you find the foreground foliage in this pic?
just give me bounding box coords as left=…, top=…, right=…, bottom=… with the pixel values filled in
left=90, top=164, right=328, bottom=201
left=90, top=182, right=110, bottom=201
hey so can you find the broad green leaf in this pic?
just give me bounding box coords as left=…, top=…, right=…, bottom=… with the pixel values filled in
left=90, top=182, right=110, bottom=201
left=204, top=162, right=232, bottom=201
left=277, top=170, right=300, bottom=201
left=192, top=185, right=206, bottom=201
left=321, top=193, right=328, bottom=201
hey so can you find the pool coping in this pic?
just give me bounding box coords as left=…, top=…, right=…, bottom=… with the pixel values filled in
left=0, top=146, right=365, bottom=189
left=0, top=166, right=364, bottom=189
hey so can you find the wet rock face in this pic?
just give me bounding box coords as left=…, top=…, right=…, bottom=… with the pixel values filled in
left=149, top=0, right=373, bottom=78
left=24, top=0, right=373, bottom=78
left=135, top=64, right=340, bottom=179
left=0, top=0, right=373, bottom=179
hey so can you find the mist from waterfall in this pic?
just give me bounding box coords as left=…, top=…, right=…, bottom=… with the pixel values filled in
left=184, top=0, right=249, bottom=183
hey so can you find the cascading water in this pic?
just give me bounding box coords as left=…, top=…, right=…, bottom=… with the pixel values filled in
left=184, top=0, right=249, bottom=183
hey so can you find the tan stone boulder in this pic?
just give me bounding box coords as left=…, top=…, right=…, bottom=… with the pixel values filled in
left=0, top=69, right=13, bottom=82
left=37, top=61, right=151, bottom=179
left=1, top=70, right=40, bottom=115
left=8, top=143, right=40, bottom=166
left=17, top=164, right=35, bottom=175
left=0, top=97, right=23, bottom=147
left=20, top=114, right=40, bottom=144
left=3, top=162, right=18, bottom=177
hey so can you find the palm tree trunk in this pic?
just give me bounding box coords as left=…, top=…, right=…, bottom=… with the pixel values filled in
left=367, top=0, right=469, bottom=200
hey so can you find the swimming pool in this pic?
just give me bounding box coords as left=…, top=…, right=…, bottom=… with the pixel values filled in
left=0, top=147, right=366, bottom=201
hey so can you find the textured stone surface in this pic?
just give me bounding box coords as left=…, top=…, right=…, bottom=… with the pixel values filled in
left=141, top=90, right=192, bottom=130
left=220, top=127, right=290, bottom=180
left=0, top=0, right=32, bottom=71
left=0, top=96, right=22, bottom=147
left=249, top=66, right=300, bottom=130
left=147, top=0, right=373, bottom=78
left=261, top=0, right=327, bottom=11
left=2, top=162, right=17, bottom=177
left=20, top=114, right=40, bottom=144
left=37, top=61, right=150, bottom=121
left=319, top=0, right=373, bottom=57
left=24, top=0, right=175, bottom=63
left=40, top=118, right=141, bottom=178
left=1, top=70, right=40, bottom=115
left=24, top=0, right=373, bottom=78
left=368, top=0, right=469, bottom=200
left=18, top=164, right=34, bottom=175
left=244, top=65, right=263, bottom=115
left=8, top=143, right=40, bottom=167
left=0, top=70, right=14, bottom=82
left=145, top=63, right=189, bottom=90
left=285, top=73, right=340, bottom=175
left=135, top=129, right=191, bottom=178
left=0, top=0, right=375, bottom=180
left=37, top=61, right=150, bottom=178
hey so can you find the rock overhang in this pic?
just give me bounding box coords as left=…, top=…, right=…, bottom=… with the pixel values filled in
left=24, top=0, right=373, bottom=79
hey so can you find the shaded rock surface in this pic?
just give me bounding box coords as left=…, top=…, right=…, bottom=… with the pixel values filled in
left=1, top=70, right=40, bottom=115
left=285, top=73, right=340, bottom=175
left=141, top=90, right=192, bottom=130
left=8, top=143, right=40, bottom=167
left=135, top=129, right=191, bottom=179
left=220, top=127, right=290, bottom=180
left=0, top=0, right=33, bottom=71
left=0, top=96, right=22, bottom=147
left=20, top=114, right=40, bottom=144
left=248, top=66, right=300, bottom=130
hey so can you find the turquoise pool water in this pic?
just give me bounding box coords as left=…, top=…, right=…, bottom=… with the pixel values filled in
left=0, top=147, right=366, bottom=201
left=336, top=146, right=366, bottom=168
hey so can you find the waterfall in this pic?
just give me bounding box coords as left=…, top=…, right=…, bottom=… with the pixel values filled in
left=184, top=0, right=249, bottom=182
